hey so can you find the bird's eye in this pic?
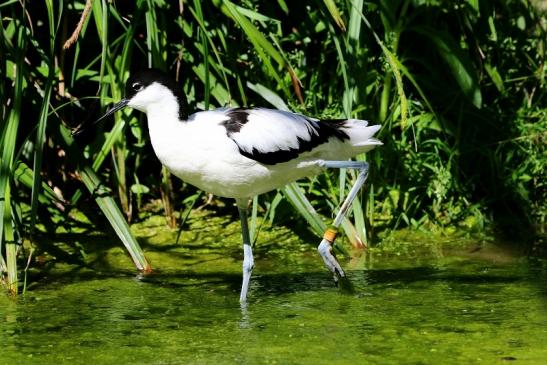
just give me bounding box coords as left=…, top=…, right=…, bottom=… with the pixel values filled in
left=132, top=82, right=143, bottom=91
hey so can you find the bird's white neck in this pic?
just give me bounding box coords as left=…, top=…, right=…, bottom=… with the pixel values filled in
left=146, top=101, right=182, bottom=124
left=133, top=85, right=187, bottom=162
left=145, top=103, right=185, bottom=158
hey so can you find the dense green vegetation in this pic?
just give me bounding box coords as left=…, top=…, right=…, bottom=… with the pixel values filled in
left=1, top=0, right=545, bottom=295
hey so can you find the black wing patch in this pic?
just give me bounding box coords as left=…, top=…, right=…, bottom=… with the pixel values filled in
left=225, top=110, right=349, bottom=165
left=222, top=108, right=250, bottom=135
left=240, top=119, right=348, bottom=165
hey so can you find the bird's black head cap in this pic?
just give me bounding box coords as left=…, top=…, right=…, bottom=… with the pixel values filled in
left=72, top=68, right=189, bottom=136
left=126, top=68, right=189, bottom=120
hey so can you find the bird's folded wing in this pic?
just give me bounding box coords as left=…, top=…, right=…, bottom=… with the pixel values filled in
left=221, top=108, right=349, bottom=165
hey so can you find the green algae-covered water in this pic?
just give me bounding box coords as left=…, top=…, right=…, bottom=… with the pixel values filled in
left=2, top=215, right=547, bottom=364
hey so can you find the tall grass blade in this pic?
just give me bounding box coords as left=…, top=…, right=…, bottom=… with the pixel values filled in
left=30, top=0, right=59, bottom=233
left=188, top=4, right=232, bottom=99
left=282, top=183, right=327, bottom=236
left=79, top=165, right=151, bottom=272
left=30, top=70, right=54, bottom=233
left=216, top=0, right=303, bottom=102
left=323, top=0, right=346, bottom=31
left=0, top=22, right=25, bottom=295
left=354, top=3, right=409, bottom=128
left=246, top=82, right=289, bottom=111
left=91, top=0, right=108, bottom=84
left=193, top=0, right=210, bottom=108
left=193, top=64, right=233, bottom=105
left=412, top=26, right=482, bottom=108
left=58, top=125, right=151, bottom=272
left=249, top=195, right=259, bottom=244
left=145, top=0, right=167, bottom=70
left=2, top=183, right=17, bottom=295
left=14, top=162, right=62, bottom=204
left=330, top=24, right=351, bottom=116
left=343, top=0, right=364, bottom=116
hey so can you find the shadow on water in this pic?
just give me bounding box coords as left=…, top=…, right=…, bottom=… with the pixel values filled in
left=27, top=252, right=546, bottom=297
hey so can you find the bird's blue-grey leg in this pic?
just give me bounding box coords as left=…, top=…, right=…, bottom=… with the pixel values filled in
left=317, top=161, right=369, bottom=280
left=236, top=198, right=254, bottom=302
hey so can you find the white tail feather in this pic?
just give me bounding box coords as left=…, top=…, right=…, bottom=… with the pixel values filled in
left=344, top=120, right=382, bottom=149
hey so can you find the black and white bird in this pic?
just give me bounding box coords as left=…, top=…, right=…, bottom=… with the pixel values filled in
left=75, top=69, right=382, bottom=301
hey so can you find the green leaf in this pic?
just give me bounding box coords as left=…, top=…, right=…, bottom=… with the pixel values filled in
left=323, top=0, right=346, bottom=31
left=14, top=162, right=62, bottom=203
left=79, top=166, right=151, bottom=272
left=57, top=125, right=150, bottom=273
left=516, top=16, right=526, bottom=31
left=131, top=183, right=150, bottom=195
left=352, top=4, right=409, bottom=127
left=485, top=63, right=504, bottom=93
left=215, top=0, right=302, bottom=102
left=282, top=183, right=327, bottom=236
left=466, top=0, right=479, bottom=14
left=193, top=64, right=233, bottom=106
left=413, top=26, right=482, bottom=108
left=246, top=82, right=289, bottom=111
left=0, top=27, right=25, bottom=295
left=488, top=15, right=497, bottom=42
left=0, top=0, right=19, bottom=9
left=31, top=62, right=56, bottom=235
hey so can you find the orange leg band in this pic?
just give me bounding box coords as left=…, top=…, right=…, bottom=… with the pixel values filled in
left=323, top=228, right=338, bottom=244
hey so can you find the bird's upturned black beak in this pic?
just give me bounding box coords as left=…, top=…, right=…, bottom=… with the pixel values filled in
left=72, top=99, right=130, bottom=136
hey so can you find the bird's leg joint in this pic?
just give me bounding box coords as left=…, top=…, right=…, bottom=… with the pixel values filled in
left=317, top=237, right=345, bottom=279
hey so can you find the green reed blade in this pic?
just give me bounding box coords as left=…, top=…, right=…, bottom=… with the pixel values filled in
left=282, top=183, right=327, bottom=236
left=79, top=165, right=151, bottom=272
left=30, top=63, right=55, bottom=234
left=193, top=0, right=210, bottom=108
left=352, top=2, right=408, bottom=129
left=2, top=183, right=17, bottom=295
left=58, top=125, right=150, bottom=272
left=246, top=82, right=289, bottom=111
left=216, top=0, right=302, bottom=100
left=412, top=26, right=482, bottom=108
left=249, top=195, right=259, bottom=245
left=189, top=4, right=232, bottom=99
left=193, top=64, right=233, bottom=105
left=323, top=0, right=346, bottom=31
left=0, top=22, right=25, bottom=295
left=14, top=162, right=62, bottom=204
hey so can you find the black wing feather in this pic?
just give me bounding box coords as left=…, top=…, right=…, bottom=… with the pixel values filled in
left=221, top=108, right=349, bottom=165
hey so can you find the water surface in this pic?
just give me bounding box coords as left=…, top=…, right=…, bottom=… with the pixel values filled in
left=2, top=222, right=546, bottom=364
